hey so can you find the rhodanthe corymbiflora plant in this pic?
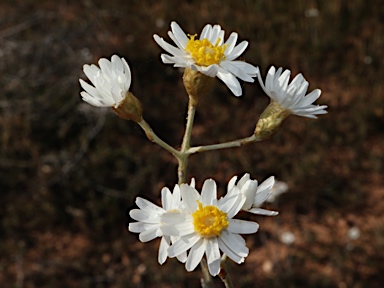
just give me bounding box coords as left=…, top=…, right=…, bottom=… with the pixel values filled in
left=79, top=21, right=327, bottom=287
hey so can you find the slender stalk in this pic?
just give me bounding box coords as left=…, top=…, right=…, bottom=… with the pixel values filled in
left=200, top=258, right=216, bottom=288
left=218, top=255, right=234, bottom=288
left=177, top=155, right=188, bottom=185
left=177, top=96, right=217, bottom=287
left=187, top=134, right=261, bottom=155
left=137, top=118, right=181, bottom=158
left=178, top=97, right=197, bottom=184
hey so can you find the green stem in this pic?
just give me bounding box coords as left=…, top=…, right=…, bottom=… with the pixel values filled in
left=187, top=134, right=261, bottom=155
left=219, top=255, right=234, bottom=288
left=177, top=155, right=188, bottom=186
left=178, top=97, right=197, bottom=184
left=201, top=258, right=216, bottom=288
left=178, top=97, right=217, bottom=287
left=137, top=118, right=182, bottom=159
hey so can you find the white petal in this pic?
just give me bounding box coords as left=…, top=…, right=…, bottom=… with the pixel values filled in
left=205, top=238, right=221, bottom=276
left=176, top=251, right=188, bottom=263
left=98, top=58, right=114, bottom=80
left=82, top=64, right=100, bottom=84
left=168, top=234, right=201, bottom=257
left=153, top=35, right=186, bottom=57
left=241, top=180, right=258, bottom=210
left=226, top=40, right=248, bottom=61
left=237, top=173, right=251, bottom=188
left=226, top=192, right=246, bottom=219
left=219, top=189, right=241, bottom=214
left=228, top=61, right=259, bottom=76
left=128, top=222, right=155, bottom=233
left=220, top=61, right=255, bottom=82
left=136, top=197, right=164, bottom=214
left=224, top=32, right=238, bottom=56
left=218, top=237, right=244, bottom=264
left=161, top=187, right=172, bottom=211
left=121, top=58, right=132, bottom=88
left=206, top=238, right=220, bottom=266
left=79, top=79, right=102, bottom=99
left=300, top=89, right=322, bottom=106
left=139, top=225, right=162, bottom=242
left=158, top=236, right=171, bottom=264
left=185, top=238, right=206, bottom=271
left=161, top=211, right=186, bottom=225
left=162, top=220, right=194, bottom=237
left=228, top=219, right=259, bottom=234
left=168, top=24, right=189, bottom=50
left=201, top=179, right=217, bottom=206
left=265, top=66, right=276, bottom=95
left=80, top=93, right=110, bottom=107
left=254, top=176, right=275, bottom=206
left=216, top=67, right=242, bottom=96
left=227, top=175, right=238, bottom=193
left=190, top=178, right=196, bottom=188
left=209, top=24, right=222, bottom=44
left=196, top=64, right=219, bottom=77
left=247, top=207, right=279, bottom=216
left=129, top=209, right=160, bottom=223
left=180, top=184, right=200, bottom=213
left=171, top=184, right=181, bottom=209
left=174, top=221, right=195, bottom=236
left=200, top=24, right=212, bottom=40
left=220, top=230, right=249, bottom=257
left=277, top=70, right=291, bottom=94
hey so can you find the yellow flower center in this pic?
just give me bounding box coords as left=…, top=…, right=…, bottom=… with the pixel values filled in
left=185, top=34, right=227, bottom=66
left=192, top=202, right=228, bottom=238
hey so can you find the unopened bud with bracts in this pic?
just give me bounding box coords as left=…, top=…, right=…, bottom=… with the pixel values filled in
left=112, top=91, right=143, bottom=122
left=254, top=101, right=290, bottom=140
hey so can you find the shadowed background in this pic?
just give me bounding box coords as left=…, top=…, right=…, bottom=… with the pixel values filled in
left=1, top=0, right=383, bottom=287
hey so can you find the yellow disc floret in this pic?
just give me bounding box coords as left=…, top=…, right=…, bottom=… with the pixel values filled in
left=192, top=201, right=229, bottom=238
left=185, top=34, right=227, bottom=66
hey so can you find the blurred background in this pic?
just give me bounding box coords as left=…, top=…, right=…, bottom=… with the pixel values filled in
left=1, top=0, right=383, bottom=287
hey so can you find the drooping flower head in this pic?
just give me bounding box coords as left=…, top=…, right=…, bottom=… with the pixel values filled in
left=80, top=55, right=132, bottom=108
left=257, top=66, right=328, bottom=119
left=153, top=21, right=258, bottom=97
left=79, top=55, right=142, bottom=121
left=128, top=185, right=187, bottom=264
left=161, top=179, right=260, bottom=276
left=254, top=66, right=327, bottom=138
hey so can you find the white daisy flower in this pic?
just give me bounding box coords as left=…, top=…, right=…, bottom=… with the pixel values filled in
left=226, top=174, right=278, bottom=216
left=257, top=66, right=328, bottom=118
left=162, top=179, right=259, bottom=276
left=128, top=185, right=187, bottom=264
left=79, top=55, right=132, bottom=108
left=153, top=21, right=258, bottom=96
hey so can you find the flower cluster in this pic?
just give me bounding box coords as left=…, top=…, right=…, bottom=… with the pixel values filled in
left=77, top=20, right=328, bottom=281
left=80, top=21, right=327, bottom=123
left=128, top=175, right=277, bottom=276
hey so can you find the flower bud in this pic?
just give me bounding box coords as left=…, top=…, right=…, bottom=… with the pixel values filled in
left=182, top=68, right=214, bottom=104
left=255, top=101, right=290, bottom=139
left=112, top=91, right=143, bottom=122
